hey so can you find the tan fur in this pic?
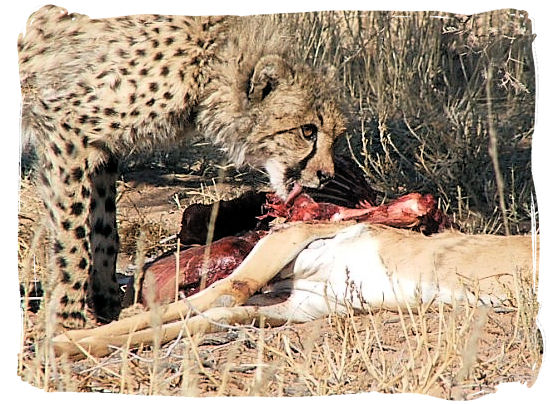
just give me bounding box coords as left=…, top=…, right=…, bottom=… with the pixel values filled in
left=52, top=223, right=536, bottom=359
left=18, top=6, right=346, bottom=328
left=373, top=226, right=535, bottom=306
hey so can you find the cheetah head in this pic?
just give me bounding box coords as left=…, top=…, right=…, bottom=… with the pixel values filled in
left=199, top=53, right=347, bottom=200
left=244, top=55, right=347, bottom=199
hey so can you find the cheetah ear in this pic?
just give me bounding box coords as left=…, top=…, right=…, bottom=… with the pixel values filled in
left=248, top=55, right=291, bottom=103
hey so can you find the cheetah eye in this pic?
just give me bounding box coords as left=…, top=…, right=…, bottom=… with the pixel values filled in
left=300, top=124, right=317, bottom=140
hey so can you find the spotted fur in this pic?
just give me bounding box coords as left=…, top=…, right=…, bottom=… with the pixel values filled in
left=18, top=6, right=347, bottom=328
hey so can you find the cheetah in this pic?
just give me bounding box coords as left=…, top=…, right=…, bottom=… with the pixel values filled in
left=18, top=6, right=347, bottom=329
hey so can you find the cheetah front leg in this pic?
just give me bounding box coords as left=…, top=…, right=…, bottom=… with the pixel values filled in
left=88, top=155, right=122, bottom=323
left=38, top=134, right=96, bottom=329
left=38, top=123, right=121, bottom=329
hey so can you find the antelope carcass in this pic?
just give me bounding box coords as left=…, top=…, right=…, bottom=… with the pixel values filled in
left=52, top=221, right=537, bottom=359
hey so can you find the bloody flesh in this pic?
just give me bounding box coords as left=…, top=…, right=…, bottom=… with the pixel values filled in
left=263, top=191, right=441, bottom=228
left=141, top=232, right=262, bottom=306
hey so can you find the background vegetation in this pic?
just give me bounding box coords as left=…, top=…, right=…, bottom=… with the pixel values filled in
left=278, top=9, right=535, bottom=235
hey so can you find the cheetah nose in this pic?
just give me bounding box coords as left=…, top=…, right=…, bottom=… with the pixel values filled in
left=317, top=170, right=333, bottom=186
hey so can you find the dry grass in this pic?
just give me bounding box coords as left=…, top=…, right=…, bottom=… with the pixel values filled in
left=278, top=9, right=535, bottom=234
left=17, top=8, right=540, bottom=399
left=18, top=262, right=541, bottom=398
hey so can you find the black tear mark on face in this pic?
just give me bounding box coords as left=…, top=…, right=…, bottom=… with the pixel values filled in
left=283, top=136, right=318, bottom=192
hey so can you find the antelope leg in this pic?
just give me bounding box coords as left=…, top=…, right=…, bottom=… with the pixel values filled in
left=52, top=221, right=353, bottom=356
left=54, top=294, right=317, bottom=359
